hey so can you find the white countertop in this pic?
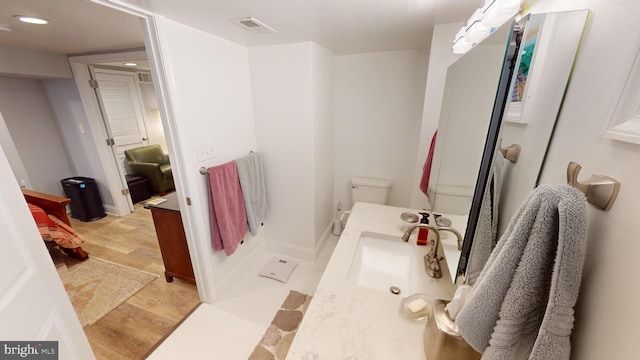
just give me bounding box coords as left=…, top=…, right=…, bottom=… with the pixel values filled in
left=287, top=203, right=465, bottom=360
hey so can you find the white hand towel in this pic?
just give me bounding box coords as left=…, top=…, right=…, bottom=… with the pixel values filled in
left=235, top=152, right=269, bottom=236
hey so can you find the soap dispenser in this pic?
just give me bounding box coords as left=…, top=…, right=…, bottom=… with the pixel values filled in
left=417, top=212, right=430, bottom=246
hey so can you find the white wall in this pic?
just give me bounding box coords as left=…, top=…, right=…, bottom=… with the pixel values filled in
left=334, top=50, right=429, bottom=211
left=521, top=1, right=640, bottom=358
left=0, top=111, right=31, bottom=189
left=249, top=42, right=335, bottom=256
left=155, top=16, right=261, bottom=299
left=0, top=77, right=74, bottom=197
left=312, top=44, right=335, bottom=246
left=409, top=22, right=463, bottom=210
left=0, top=44, right=72, bottom=79
left=41, top=79, right=115, bottom=207
left=250, top=43, right=314, bottom=252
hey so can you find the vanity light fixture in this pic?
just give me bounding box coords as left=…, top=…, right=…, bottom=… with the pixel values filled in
left=13, top=15, right=49, bottom=25
left=464, top=8, right=492, bottom=43
left=452, top=27, right=473, bottom=54
left=481, top=0, right=522, bottom=28
left=454, top=0, right=522, bottom=54
left=124, top=62, right=138, bottom=67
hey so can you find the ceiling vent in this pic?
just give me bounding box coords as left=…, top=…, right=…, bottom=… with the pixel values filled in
left=231, top=17, right=276, bottom=34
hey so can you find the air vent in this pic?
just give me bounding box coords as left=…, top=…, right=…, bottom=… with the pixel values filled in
left=137, top=72, right=153, bottom=83
left=231, top=17, right=276, bottom=34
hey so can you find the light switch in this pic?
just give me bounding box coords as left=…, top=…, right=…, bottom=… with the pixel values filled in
left=78, top=123, right=86, bottom=134
left=196, top=142, right=216, bottom=162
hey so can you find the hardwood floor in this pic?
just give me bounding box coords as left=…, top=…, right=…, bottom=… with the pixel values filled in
left=66, top=202, right=200, bottom=360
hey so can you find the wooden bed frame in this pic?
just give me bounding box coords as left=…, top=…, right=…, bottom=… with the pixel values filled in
left=22, top=189, right=89, bottom=261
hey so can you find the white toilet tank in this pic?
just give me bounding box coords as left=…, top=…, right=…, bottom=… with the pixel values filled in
left=351, top=176, right=392, bottom=205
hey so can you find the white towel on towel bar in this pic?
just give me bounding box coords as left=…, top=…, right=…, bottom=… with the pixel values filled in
left=235, top=152, right=269, bottom=236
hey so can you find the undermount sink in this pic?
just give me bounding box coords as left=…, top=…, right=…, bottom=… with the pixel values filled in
left=347, top=233, right=426, bottom=295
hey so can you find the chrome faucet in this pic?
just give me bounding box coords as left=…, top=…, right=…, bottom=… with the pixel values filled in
left=401, top=223, right=444, bottom=279
left=401, top=222, right=439, bottom=242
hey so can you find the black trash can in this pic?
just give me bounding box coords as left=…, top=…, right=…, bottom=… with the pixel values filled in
left=61, top=177, right=106, bottom=222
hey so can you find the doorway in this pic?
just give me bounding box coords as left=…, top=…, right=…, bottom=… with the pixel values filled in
left=69, top=50, right=163, bottom=217
left=89, top=65, right=152, bottom=213
left=0, top=40, right=199, bottom=360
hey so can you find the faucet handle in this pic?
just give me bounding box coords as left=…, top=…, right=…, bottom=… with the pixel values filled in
left=424, top=253, right=443, bottom=278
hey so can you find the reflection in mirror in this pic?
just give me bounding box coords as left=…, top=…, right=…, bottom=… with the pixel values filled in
left=460, top=10, right=590, bottom=285
left=427, top=21, right=517, bottom=282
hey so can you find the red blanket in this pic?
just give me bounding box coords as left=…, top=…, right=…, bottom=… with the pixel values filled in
left=29, top=203, right=84, bottom=249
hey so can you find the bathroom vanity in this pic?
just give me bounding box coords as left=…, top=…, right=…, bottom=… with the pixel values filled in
left=287, top=203, right=463, bottom=359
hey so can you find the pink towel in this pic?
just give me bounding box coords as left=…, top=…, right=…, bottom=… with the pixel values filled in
left=419, top=131, right=438, bottom=198
left=208, top=161, right=248, bottom=256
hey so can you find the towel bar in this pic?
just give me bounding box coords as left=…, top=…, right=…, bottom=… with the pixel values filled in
left=199, top=151, right=256, bottom=175
left=567, top=161, right=620, bottom=211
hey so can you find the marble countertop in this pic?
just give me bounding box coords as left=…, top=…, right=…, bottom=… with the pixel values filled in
left=287, top=203, right=465, bottom=360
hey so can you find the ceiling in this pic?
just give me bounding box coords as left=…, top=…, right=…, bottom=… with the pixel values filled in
left=0, top=0, right=145, bottom=54
left=0, top=0, right=479, bottom=56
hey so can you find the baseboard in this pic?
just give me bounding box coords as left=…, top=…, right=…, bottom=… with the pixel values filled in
left=103, top=204, right=119, bottom=216
left=266, top=222, right=334, bottom=262
left=214, top=240, right=266, bottom=298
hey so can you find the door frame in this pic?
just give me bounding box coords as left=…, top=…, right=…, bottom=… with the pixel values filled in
left=75, top=2, right=213, bottom=302
left=69, top=50, right=150, bottom=216
left=89, top=65, right=153, bottom=212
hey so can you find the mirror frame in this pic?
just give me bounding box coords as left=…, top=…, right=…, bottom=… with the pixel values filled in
left=455, top=21, right=522, bottom=280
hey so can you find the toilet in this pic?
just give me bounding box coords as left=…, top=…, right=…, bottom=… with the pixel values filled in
left=340, top=177, right=392, bottom=228
left=350, top=176, right=392, bottom=205
left=340, top=176, right=391, bottom=229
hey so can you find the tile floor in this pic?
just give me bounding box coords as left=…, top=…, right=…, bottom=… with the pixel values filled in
left=148, top=235, right=338, bottom=359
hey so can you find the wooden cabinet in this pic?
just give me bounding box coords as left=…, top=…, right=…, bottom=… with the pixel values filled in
left=149, top=193, right=196, bottom=285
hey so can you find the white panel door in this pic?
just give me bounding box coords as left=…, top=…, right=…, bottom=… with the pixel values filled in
left=0, top=127, right=94, bottom=358
left=91, top=67, right=150, bottom=210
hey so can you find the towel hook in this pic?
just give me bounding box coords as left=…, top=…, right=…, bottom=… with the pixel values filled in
left=498, top=141, right=521, bottom=163
left=566, top=161, right=620, bottom=211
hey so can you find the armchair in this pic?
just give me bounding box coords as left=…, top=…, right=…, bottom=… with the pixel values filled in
left=124, top=145, right=175, bottom=194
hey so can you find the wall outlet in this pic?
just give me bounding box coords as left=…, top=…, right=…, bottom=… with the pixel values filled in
left=196, top=142, right=217, bottom=162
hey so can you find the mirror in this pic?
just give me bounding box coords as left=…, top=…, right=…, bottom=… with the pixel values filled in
left=427, top=20, right=517, bottom=282
left=428, top=10, right=590, bottom=284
